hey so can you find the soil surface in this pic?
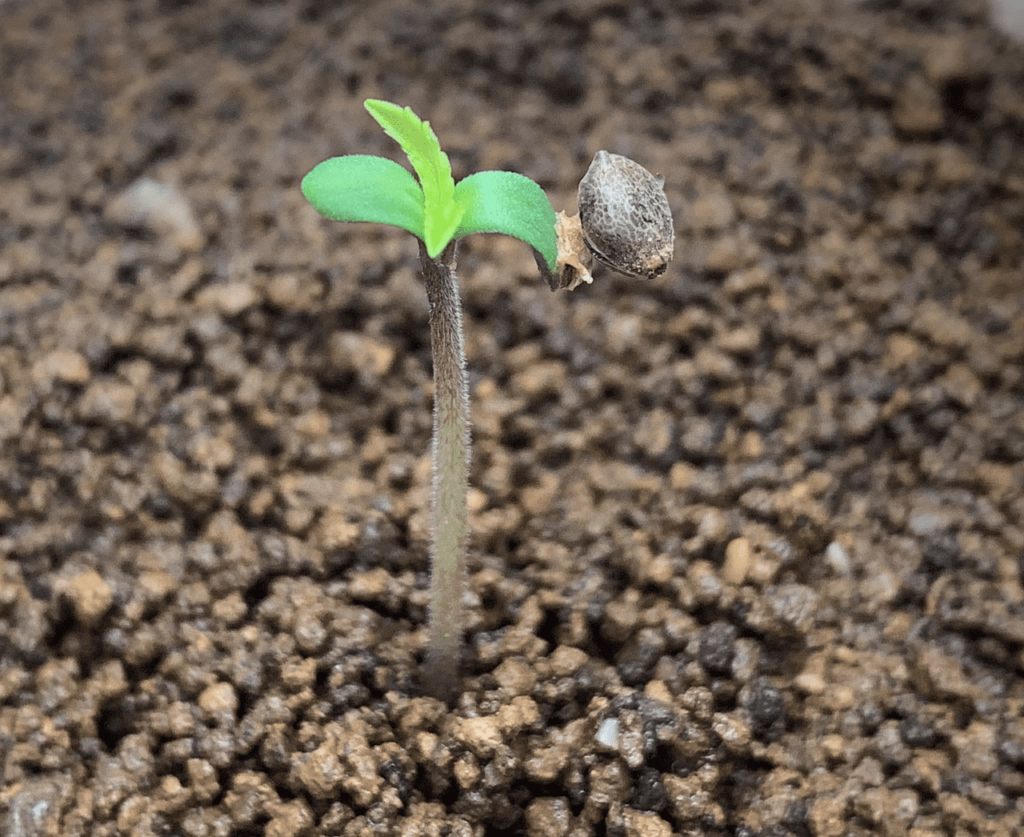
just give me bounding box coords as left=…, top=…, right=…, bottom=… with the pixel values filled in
left=2, top=0, right=1024, bottom=835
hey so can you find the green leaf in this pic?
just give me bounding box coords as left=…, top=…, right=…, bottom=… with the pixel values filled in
left=453, top=171, right=558, bottom=271
left=364, top=99, right=464, bottom=258
left=301, top=155, right=425, bottom=240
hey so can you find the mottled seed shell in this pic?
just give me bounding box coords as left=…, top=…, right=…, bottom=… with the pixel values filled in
left=577, top=151, right=674, bottom=279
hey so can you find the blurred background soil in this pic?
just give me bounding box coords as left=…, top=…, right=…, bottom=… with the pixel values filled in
left=2, top=0, right=1024, bottom=835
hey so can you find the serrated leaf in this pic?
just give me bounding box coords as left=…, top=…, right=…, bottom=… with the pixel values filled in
left=364, top=99, right=464, bottom=258
left=453, top=171, right=558, bottom=271
left=301, top=155, right=425, bottom=240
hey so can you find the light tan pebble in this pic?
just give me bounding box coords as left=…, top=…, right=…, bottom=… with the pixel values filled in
left=722, top=537, right=752, bottom=585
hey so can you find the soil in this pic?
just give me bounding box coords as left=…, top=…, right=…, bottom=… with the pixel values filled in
left=2, top=0, right=1024, bottom=835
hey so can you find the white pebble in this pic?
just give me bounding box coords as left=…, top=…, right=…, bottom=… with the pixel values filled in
left=106, top=178, right=203, bottom=253
left=595, top=717, right=620, bottom=749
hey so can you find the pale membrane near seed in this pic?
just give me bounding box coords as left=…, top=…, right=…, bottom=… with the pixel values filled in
left=553, top=211, right=594, bottom=291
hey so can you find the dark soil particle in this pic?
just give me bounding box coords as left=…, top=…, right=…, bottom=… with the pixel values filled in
left=3, top=0, right=1024, bottom=835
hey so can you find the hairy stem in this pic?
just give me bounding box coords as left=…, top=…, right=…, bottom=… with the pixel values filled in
left=419, top=240, right=469, bottom=704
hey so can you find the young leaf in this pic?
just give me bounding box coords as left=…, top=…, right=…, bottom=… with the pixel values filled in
left=453, top=171, right=558, bottom=271
left=301, top=155, right=426, bottom=240
left=364, top=99, right=464, bottom=258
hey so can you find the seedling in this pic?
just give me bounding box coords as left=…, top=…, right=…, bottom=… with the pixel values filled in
left=303, top=100, right=559, bottom=702
left=302, top=100, right=673, bottom=702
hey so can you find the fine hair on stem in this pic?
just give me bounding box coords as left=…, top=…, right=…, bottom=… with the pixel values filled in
left=419, top=240, right=470, bottom=703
